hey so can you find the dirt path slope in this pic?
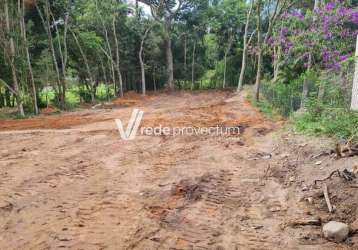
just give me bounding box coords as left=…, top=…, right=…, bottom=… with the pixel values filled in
left=0, top=91, right=356, bottom=249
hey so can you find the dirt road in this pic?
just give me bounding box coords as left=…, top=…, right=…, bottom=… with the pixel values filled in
left=0, top=91, right=356, bottom=249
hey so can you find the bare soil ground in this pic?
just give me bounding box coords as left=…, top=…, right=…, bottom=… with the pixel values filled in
left=0, top=90, right=357, bottom=249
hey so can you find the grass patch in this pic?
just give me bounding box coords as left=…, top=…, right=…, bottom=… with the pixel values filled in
left=246, top=92, right=281, bottom=120
left=293, top=108, right=358, bottom=141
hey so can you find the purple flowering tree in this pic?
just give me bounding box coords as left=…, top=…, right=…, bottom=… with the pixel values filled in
left=271, top=1, right=358, bottom=108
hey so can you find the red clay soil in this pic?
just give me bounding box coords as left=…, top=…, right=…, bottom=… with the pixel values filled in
left=0, top=112, right=112, bottom=130
left=0, top=91, right=149, bottom=131
left=0, top=90, right=356, bottom=250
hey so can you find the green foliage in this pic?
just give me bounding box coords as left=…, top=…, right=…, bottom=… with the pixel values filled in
left=294, top=106, right=358, bottom=141
left=261, top=77, right=304, bottom=116
left=261, top=67, right=357, bottom=141
left=246, top=91, right=281, bottom=120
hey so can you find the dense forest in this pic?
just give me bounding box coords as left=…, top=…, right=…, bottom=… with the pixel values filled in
left=0, top=0, right=357, bottom=138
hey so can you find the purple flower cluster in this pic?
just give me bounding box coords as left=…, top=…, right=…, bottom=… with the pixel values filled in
left=291, top=10, right=305, bottom=21
left=322, top=49, right=350, bottom=71
left=352, top=12, right=358, bottom=25
left=325, top=2, right=335, bottom=11
left=272, top=1, right=357, bottom=71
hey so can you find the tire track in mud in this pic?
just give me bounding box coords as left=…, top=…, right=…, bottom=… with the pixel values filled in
left=136, top=165, right=289, bottom=250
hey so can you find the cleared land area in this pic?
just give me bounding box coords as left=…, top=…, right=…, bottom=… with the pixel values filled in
left=0, top=91, right=357, bottom=249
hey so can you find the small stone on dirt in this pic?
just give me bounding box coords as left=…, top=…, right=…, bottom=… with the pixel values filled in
left=315, top=161, right=322, bottom=165
left=306, top=197, right=313, bottom=204
left=301, top=185, right=309, bottom=191
left=269, top=206, right=281, bottom=212
left=323, top=221, right=349, bottom=242
left=261, top=154, right=271, bottom=160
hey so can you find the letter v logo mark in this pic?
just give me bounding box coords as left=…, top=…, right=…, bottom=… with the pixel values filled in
left=115, top=109, right=144, bottom=140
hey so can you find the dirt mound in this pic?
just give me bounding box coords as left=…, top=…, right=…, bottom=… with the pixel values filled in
left=40, top=106, right=59, bottom=115
left=141, top=97, right=271, bottom=131
left=105, top=91, right=152, bottom=108
left=0, top=112, right=111, bottom=131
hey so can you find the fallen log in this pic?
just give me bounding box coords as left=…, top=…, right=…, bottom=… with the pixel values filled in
left=287, top=217, right=322, bottom=227
left=323, top=183, right=333, bottom=213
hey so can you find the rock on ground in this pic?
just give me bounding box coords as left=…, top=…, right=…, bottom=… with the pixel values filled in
left=323, top=221, right=349, bottom=242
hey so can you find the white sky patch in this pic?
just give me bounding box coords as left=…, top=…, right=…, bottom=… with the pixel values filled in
left=126, top=0, right=151, bottom=15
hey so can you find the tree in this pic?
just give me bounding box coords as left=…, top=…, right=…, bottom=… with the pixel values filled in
left=112, top=15, right=124, bottom=97
left=35, top=0, right=68, bottom=107
left=237, top=0, right=254, bottom=92
left=95, top=0, right=117, bottom=95
left=20, top=0, right=39, bottom=114
left=70, top=29, right=97, bottom=103
left=254, top=0, right=293, bottom=101
left=352, top=35, right=358, bottom=111
left=191, top=39, right=196, bottom=90
left=139, top=0, right=189, bottom=90
left=139, top=25, right=152, bottom=95
left=271, top=2, right=357, bottom=109
left=254, top=0, right=262, bottom=101
left=223, top=28, right=234, bottom=88
left=2, top=0, right=25, bottom=116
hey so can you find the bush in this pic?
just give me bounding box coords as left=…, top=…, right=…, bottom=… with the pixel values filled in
left=294, top=100, right=358, bottom=140
left=261, top=77, right=304, bottom=116
left=260, top=69, right=357, bottom=141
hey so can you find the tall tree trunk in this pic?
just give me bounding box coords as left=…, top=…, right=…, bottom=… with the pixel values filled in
left=314, top=0, right=320, bottom=10
left=36, top=1, right=63, bottom=106
left=0, top=87, right=3, bottom=108
left=191, top=41, right=196, bottom=90
left=112, top=16, right=124, bottom=97
left=5, top=0, right=24, bottom=116
left=223, top=30, right=234, bottom=89
left=153, top=67, right=157, bottom=92
left=139, top=46, right=146, bottom=96
left=139, top=26, right=151, bottom=96
left=71, top=30, right=96, bottom=103
left=273, top=45, right=281, bottom=82
left=351, top=35, right=358, bottom=111
left=5, top=88, right=10, bottom=107
left=164, top=22, right=174, bottom=90
left=95, top=0, right=117, bottom=92
left=51, top=9, right=69, bottom=106
left=255, top=0, right=288, bottom=100
left=300, top=52, right=312, bottom=109
left=47, top=2, right=66, bottom=106
left=20, top=0, right=38, bottom=114
left=99, top=55, right=110, bottom=101
left=238, top=0, right=253, bottom=91
left=223, top=53, right=228, bottom=88
left=255, top=0, right=262, bottom=101
left=299, top=2, right=319, bottom=109
left=184, top=34, right=187, bottom=73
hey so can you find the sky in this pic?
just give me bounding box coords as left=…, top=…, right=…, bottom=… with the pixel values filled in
left=126, top=0, right=151, bottom=15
